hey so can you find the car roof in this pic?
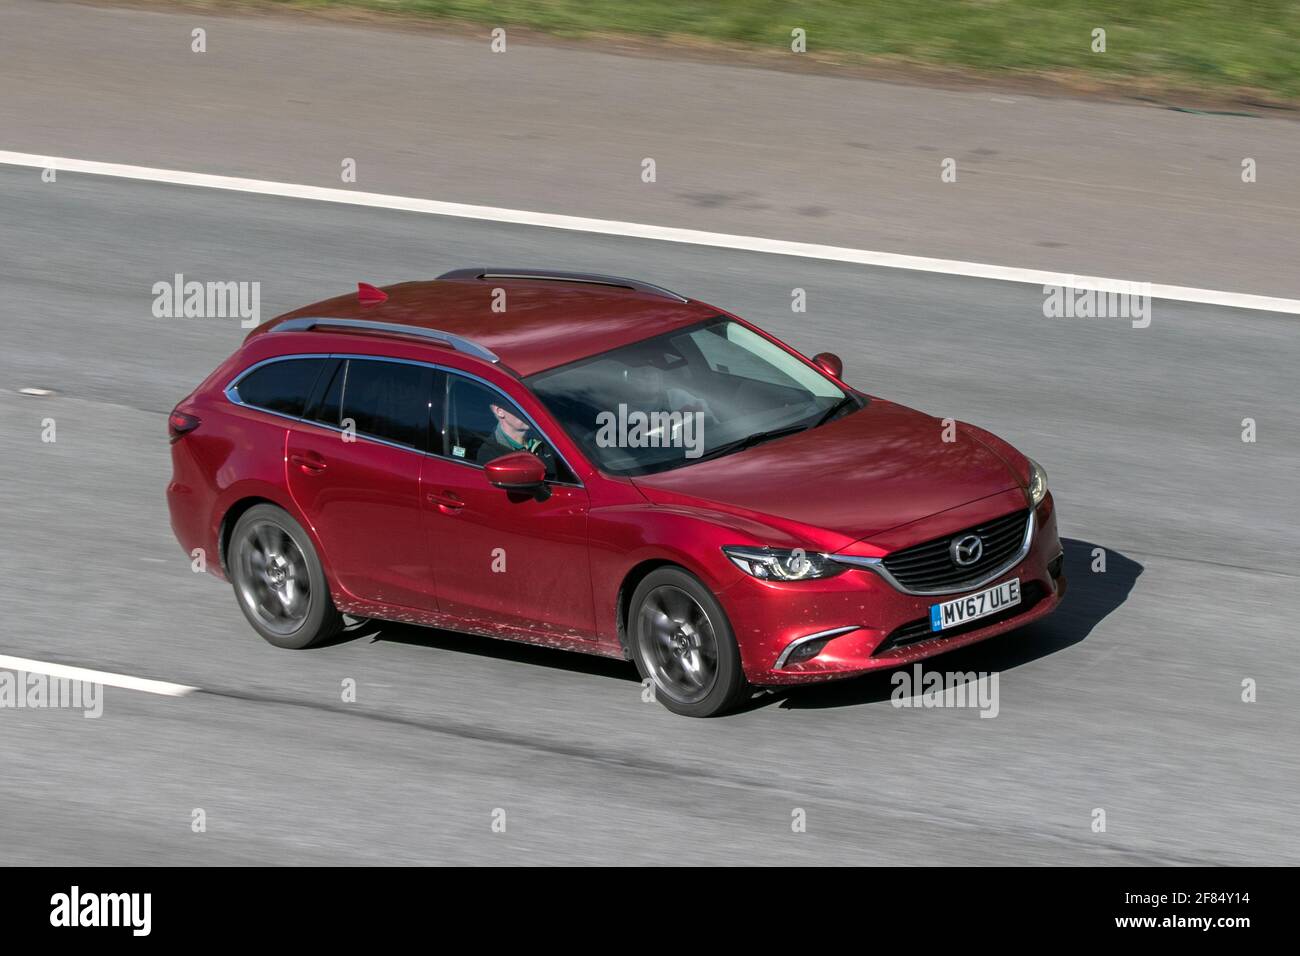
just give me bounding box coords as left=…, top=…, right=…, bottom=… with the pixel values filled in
left=249, top=273, right=720, bottom=377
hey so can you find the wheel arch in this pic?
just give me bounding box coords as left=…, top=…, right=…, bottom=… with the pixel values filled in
left=615, top=559, right=687, bottom=660
left=218, top=495, right=280, bottom=576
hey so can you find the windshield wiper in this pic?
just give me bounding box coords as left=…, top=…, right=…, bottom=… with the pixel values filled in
left=813, top=395, right=859, bottom=428
left=682, top=397, right=860, bottom=467
left=690, top=423, right=810, bottom=464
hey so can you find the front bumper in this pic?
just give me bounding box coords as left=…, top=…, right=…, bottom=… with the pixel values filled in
left=721, top=493, right=1065, bottom=686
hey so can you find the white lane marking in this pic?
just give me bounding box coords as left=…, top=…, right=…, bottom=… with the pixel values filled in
left=0, top=654, right=198, bottom=697
left=3, top=150, right=1298, bottom=315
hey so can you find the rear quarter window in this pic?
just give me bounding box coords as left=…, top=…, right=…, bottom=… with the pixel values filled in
left=231, top=358, right=327, bottom=418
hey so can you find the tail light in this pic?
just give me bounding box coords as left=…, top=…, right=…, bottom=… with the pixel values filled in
left=168, top=409, right=201, bottom=443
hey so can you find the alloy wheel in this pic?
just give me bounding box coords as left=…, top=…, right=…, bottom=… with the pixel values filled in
left=636, top=584, right=719, bottom=704
left=233, top=519, right=312, bottom=636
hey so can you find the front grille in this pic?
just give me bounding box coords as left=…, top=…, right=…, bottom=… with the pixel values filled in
left=874, top=581, right=1046, bottom=656
left=881, top=509, right=1030, bottom=592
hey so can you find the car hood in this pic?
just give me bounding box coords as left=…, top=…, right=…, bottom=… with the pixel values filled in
left=630, top=398, right=1025, bottom=548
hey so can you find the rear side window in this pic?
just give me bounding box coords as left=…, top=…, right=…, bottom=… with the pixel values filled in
left=328, top=359, right=432, bottom=450
left=309, top=359, right=345, bottom=429
left=231, top=358, right=326, bottom=418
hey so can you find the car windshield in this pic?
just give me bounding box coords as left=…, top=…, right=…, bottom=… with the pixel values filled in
left=524, top=317, right=859, bottom=476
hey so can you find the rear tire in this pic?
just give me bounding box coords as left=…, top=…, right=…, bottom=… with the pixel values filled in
left=629, top=567, right=749, bottom=717
left=228, top=504, right=343, bottom=649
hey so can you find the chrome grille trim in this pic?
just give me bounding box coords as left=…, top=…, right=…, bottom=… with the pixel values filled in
left=829, top=509, right=1035, bottom=596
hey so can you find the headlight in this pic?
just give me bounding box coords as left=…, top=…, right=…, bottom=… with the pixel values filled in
left=1027, top=458, right=1049, bottom=507
left=722, top=546, right=844, bottom=581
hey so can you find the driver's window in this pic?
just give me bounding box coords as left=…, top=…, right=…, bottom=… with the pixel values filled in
left=444, top=374, right=572, bottom=482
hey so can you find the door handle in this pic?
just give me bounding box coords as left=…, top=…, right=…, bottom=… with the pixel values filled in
left=427, top=490, right=465, bottom=514
left=290, top=453, right=327, bottom=473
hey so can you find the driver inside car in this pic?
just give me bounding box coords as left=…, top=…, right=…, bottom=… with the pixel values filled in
left=476, top=400, right=557, bottom=476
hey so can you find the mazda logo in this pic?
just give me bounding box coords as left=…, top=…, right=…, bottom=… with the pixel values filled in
left=950, top=534, right=984, bottom=567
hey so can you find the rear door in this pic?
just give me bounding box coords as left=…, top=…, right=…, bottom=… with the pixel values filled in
left=286, top=357, right=438, bottom=611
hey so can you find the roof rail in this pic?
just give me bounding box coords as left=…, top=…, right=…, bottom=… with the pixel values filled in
left=437, top=268, right=689, bottom=303
left=270, top=317, right=499, bottom=363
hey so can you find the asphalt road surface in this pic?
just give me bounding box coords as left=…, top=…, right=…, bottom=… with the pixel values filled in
left=4, top=0, right=1300, bottom=297
left=1, top=163, right=1297, bottom=865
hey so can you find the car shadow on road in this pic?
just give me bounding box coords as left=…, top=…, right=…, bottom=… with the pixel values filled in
left=751, top=538, right=1143, bottom=714
left=327, top=537, right=1141, bottom=712
left=342, top=617, right=642, bottom=683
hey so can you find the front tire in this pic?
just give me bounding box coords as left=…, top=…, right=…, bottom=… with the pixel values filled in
left=228, top=504, right=343, bottom=649
left=629, top=567, right=749, bottom=717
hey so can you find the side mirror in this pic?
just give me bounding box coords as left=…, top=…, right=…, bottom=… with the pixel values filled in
left=812, top=352, right=843, bottom=379
left=484, top=451, right=547, bottom=490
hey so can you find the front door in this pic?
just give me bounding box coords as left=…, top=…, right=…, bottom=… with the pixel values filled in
left=422, top=371, right=595, bottom=640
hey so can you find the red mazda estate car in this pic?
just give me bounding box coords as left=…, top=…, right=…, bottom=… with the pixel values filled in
left=167, top=268, right=1064, bottom=716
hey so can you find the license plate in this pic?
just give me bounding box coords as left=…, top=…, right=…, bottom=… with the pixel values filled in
left=930, top=579, right=1021, bottom=632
